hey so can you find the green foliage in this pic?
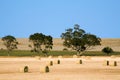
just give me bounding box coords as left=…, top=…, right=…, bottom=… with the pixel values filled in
left=61, top=24, right=101, bottom=55
left=42, top=49, right=48, bottom=56
left=48, top=51, right=76, bottom=56
left=0, top=50, right=120, bottom=57
left=44, top=35, right=53, bottom=50
left=102, top=47, right=113, bottom=54
left=63, top=48, right=68, bottom=51
left=29, top=33, right=53, bottom=53
left=29, top=33, right=45, bottom=52
left=2, top=35, right=18, bottom=54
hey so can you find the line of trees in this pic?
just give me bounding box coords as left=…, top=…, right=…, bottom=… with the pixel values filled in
left=2, top=35, right=18, bottom=55
left=1, top=24, right=102, bottom=56
left=1, top=33, right=53, bottom=56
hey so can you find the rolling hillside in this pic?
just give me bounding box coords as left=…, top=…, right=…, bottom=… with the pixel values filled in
left=0, top=38, right=120, bottom=51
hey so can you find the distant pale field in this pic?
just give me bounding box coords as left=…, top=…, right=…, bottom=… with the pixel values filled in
left=0, top=38, right=120, bottom=51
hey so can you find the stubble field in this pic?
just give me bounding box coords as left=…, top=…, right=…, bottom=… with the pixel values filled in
left=0, top=56, right=120, bottom=80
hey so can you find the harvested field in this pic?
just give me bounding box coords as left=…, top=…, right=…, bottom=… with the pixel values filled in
left=0, top=57, right=120, bottom=80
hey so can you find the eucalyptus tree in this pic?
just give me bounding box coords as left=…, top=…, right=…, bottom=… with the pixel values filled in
left=29, top=33, right=53, bottom=54
left=29, top=33, right=45, bottom=52
left=2, top=35, right=18, bottom=54
left=61, top=24, right=101, bottom=55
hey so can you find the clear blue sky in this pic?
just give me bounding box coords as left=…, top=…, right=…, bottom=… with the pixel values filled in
left=0, top=0, right=120, bottom=38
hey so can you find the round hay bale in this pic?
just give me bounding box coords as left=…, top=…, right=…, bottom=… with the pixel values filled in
left=54, top=59, right=61, bottom=64
left=58, top=55, right=63, bottom=58
left=40, top=66, right=45, bottom=73
left=106, top=60, right=109, bottom=66
left=114, top=61, right=117, bottom=66
left=110, top=61, right=117, bottom=66
left=50, top=61, right=53, bottom=66
left=76, top=59, right=82, bottom=64
left=81, top=56, right=86, bottom=59
left=79, top=60, right=82, bottom=64
left=19, top=66, right=29, bottom=73
left=85, top=56, right=91, bottom=60
left=103, top=60, right=109, bottom=66
left=40, top=66, right=49, bottom=73
left=57, top=60, right=60, bottom=64
left=46, top=61, right=53, bottom=66
left=45, top=66, right=49, bottom=72
left=48, top=56, right=52, bottom=59
left=73, top=55, right=78, bottom=58
left=111, top=55, right=116, bottom=59
left=35, top=56, right=41, bottom=60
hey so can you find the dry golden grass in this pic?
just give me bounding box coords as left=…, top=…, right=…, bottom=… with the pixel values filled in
left=0, top=57, right=120, bottom=80
left=0, top=38, right=120, bottom=51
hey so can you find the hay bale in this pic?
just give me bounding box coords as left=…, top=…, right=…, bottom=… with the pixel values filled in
left=48, top=56, right=52, bottom=59
left=58, top=55, right=63, bottom=58
left=35, top=56, right=41, bottom=60
left=114, top=61, right=117, bottom=66
left=111, top=55, right=116, bottom=59
left=53, top=59, right=57, bottom=64
left=81, top=56, right=86, bottom=59
left=106, top=60, right=109, bottom=66
left=40, top=66, right=49, bottom=73
left=54, top=59, right=61, bottom=64
left=40, top=66, right=45, bottom=73
left=73, top=55, right=78, bottom=58
left=47, top=61, right=53, bottom=66
left=50, top=61, right=53, bottom=66
left=57, top=60, right=60, bottom=64
left=79, top=60, right=82, bottom=64
left=85, top=56, right=91, bottom=60
left=19, top=66, right=29, bottom=73
left=103, top=60, right=109, bottom=66
left=110, top=61, right=117, bottom=66
left=76, top=59, right=82, bottom=64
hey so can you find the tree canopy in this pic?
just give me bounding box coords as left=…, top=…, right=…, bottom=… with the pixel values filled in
left=2, top=35, right=18, bottom=53
left=61, top=24, right=101, bottom=55
left=29, top=33, right=53, bottom=53
left=102, top=46, right=113, bottom=54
